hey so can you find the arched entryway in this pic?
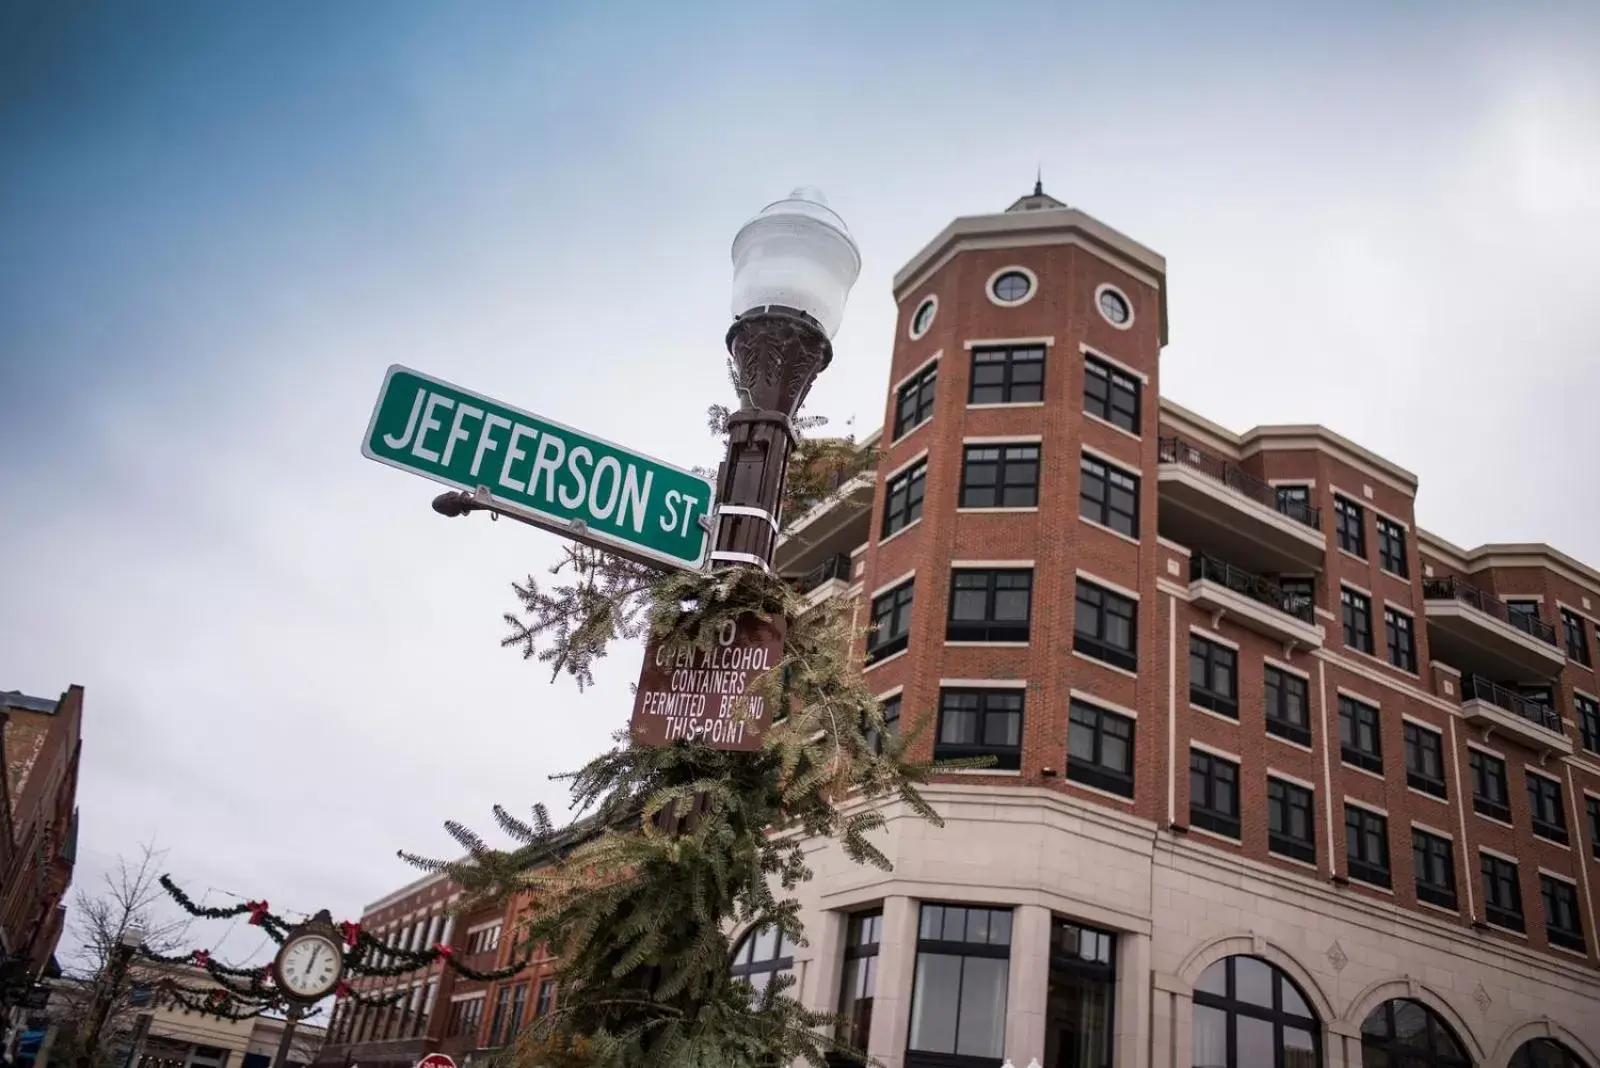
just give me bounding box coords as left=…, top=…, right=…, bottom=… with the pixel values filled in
left=1359, top=998, right=1472, bottom=1066
left=1192, top=954, right=1320, bottom=1067
left=1510, top=1039, right=1588, bottom=1068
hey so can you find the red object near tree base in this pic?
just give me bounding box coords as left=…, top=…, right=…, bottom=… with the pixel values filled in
left=416, top=1056, right=457, bottom=1068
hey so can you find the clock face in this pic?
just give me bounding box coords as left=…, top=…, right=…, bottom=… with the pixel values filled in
left=276, top=934, right=342, bottom=999
left=1098, top=289, right=1130, bottom=325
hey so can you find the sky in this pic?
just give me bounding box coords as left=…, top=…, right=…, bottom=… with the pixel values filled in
left=3, top=0, right=1599, bottom=967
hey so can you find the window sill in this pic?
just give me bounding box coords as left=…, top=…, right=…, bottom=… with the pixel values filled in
left=890, top=419, right=930, bottom=449
left=1474, top=810, right=1515, bottom=830
left=1407, top=786, right=1449, bottom=806
left=863, top=649, right=908, bottom=673
left=1072, top=649, right=1139, bottom=679
left=1337, top=547, right=1371, bottom=568
left=1531, top=833, right=1572, bottom=852
left=1342, top=644, right=1421, bottom=679
left=1341, top=760, right=1387, bottom=783
left=1083, top=411, right=1142, bottom=442
left=967, top=401, right=1045, bottom=410
left=957, top=506, right=1040, bottom=514
left=1548, top=941, right=1589, bottom=960
left=1062, top=777, right=1137, bottom=805
left=943, top=767, right=1023, bottom=777
left=1079, top=515, right=1141, bottom=546
left=1379, top=567, right=1411, bottom=584
left=1267, top=851, right=1320, bottom=873
left=1347, top=876, right=1395, bottom=895
left=944, top=640, right=1030, bottom=648
left=878, top=518, right=923, bottom=549
left=1266, top=730, right=1315, bottom=754
left=1189, top=825, right=1243, bottom=846
left=1416, top=899, right=1460, bottom=918
left=1483, top=922, right=1528, bottom=940
left=1190, top=703, right=1241, bottom=727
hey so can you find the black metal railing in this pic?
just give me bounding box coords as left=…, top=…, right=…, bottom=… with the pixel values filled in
left=1190, top=553, right=1315, bottom=624
left=1460, top=675, right=1564, bottom=733
left=792, top=553, right=852, bottom=594
left=1158, top=436, right=1322, bottom=531
left=1421, top=576, right=1558, bottom=645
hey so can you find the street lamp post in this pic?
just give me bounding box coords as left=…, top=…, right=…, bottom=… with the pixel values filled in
left=75, top=922, right=143, bottom=1068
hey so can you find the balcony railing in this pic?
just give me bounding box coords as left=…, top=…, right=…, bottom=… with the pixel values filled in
left=1422, top=577, right=1558, bottom=646
left=1461, top=675, right=1563, bottom=733
left=1190, top=553, right=1315, bottom=624
left=793, top=553, right=852, bottom=594
left=1158, top=436, right=1322, bottom=531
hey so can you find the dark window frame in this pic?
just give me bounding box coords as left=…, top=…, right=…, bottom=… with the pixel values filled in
left=1341, top=587, right=1374, bottom=655
left=1576, top=693, right=1600, bottom=754
left=1191, top=956, right=1323, bottom=1068
left=866, top=580, right=914, bottom=664
left=1082, top=353, right=1141, bottom=434
left=1481, top=852, right=1524, bottom=931
left=730, top=924, right=797, bottom=1002
left=1074, top=579, right=1138, bottom=672
left=968, top=345, right=1044, bottom=406
left=1078, top=454, right=1140, bottom=537
left=1563, top=608, right=1591, bottom=666
left=946, top=568, right=1032, bottom=643
left=894, top=363, right=938, bottom=440
left=1335, top=496, right=1366, bottom=558
left=1274, top=485, right=1314, bottom=526
left=1470, top=748, right=1511, bottom=822
left=1267, top=777, right=1316, bottom=864
left=1345, top=804, right=1391, bottom=889
left=867, top=693, right=902, bottom=755
left=1264, top=666, right=1311, bottom=746
left=837, top=910, right=882, bottom=1050
left=959, top=443, right=1040, bottom=510
left=1527, top=771, right=1569, bottom=844
left=882, top=460, right=928, bottom=538
left=1541, top=875, right=1586, bottom=952
left=535, top=978, right=555, bottom=1018
left=1067, top=698, right=1135, bottom=798
left=991, top=271, right=1032, bottom=303
left=1385, top=607, right=1416, bottom=673
left=1189, top=634, right=1239, bottom=718
left=907, top=904, right=1013, bottom=1067
left=1588, top=795, right=1600, bottom=861
left=1190, top=749, right=1241, bottom=839
left=1376, top=516, right=1408, bottom=578
left=935, top=687, right=1025, bottom=771
left=1403, top=722, right=1447, bottom=799
left=1361, top=999, right=1471, bottom=1068
left=1339, top=696, right=1383, bottom=774
left=1412, top=829, right=1458, bottom=911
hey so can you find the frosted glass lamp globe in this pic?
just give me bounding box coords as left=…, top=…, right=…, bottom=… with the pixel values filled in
left=729, top=187, right=861, bottom=340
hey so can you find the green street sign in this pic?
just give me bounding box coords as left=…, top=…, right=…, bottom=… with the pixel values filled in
left=362, top=365, right=714, bottom=570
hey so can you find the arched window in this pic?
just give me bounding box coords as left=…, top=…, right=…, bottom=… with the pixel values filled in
left=729, top=924, right=796, bottom=1001
left=1360, top=998, right=1471, bottom=1067
left=1511, top=1039, right=1588, bottom=1068
left=1192, top=955, right=1320, bottom=1068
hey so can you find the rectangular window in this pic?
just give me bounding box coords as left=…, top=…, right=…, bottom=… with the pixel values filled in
left=947, top=568, right=1032, bottom=643
left=466, top=924, right=502, bottom=955
left=1074, top=580, right=1137, bottom=672
left=1345, top=805, right=1391, bottom=889
left=1589, top=795, right=1600, bottom=860
left=507, top=983, right=527, bottom=1039
left=1507, top=599, right=1543, bottom=639
left=1189, top=749, right=1240, bottom=839
left=1045, top=920, right=1117, bottom=1068
left=882, top=460, right=927, bottom=537
left=1279, top=576, right=1316, bottom=618
left=1342, top=587, right=1374, bottom=655
left=1527, top=772, right=1568, bottom=844
left=908, top=904, right=1012, bottom=1062
left=1339, top=695, right=1383, bottom=774
left=969, top=345, right=1044, bottom=405
left=936, top=688, right=1024, bottom=770
left=1264, top=666, right=1311, bottom=746
left=1470, top=749, right=1511, bottom=822
left=534, top=978, right=556, bottom=1017
left=1267, top=778, right=1315, bottom=864
left=1577, top=694, right=1600, bottom=754
left=1082, top=354, right=1140, bottom=433
left=1335, top=496, right=1365, bottom=557
left=1403, top=722, right=1446, bottom=799
left=1275, top=484, right=1312, bottom=525
left=867, top=694, right=901, bottom=755
left=1482, top=853, right=1524, bottom=931
left=866, top=580, right=914, bottom=664
left=1564, top=609, right=1592, bottom=665
left=1412, top=829, right=1457, bottom=910
left=1385, top=608, right=1416, bottom=672
left=1078, top=454, right=1140, bottom=538
left=1067, top=698, right=1134, bottom=798
left=1542, top=876, right=1586, bottom=952
left=448, top=996, right=484, bottom=1038
left=960, top=444, right=1039, bottom=509
left=895, top=363, right=938, bottom=439
left=1189, top=635, right=1238, bottom=718
left=837, top=911, right=881, bottom=1050
left=488, top=985, right=513, bottom=1046
left=1376, top=516, right=1408, bottom=577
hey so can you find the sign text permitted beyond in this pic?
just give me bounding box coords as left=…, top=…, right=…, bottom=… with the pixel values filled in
left=361, top=366, right=713, bottom=570
left=631, top=617, right=786, bottom=751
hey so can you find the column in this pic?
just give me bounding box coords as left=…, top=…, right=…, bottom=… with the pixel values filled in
left=801, top=909, right=846, bottom=1017
left=1114, top=932, right=1152, bottom=1068
left=1003, top=904, right=1050, bottom=1067
left=867, top=896, right=917, bottom=1068
left=1149, top=973, right=1185, bottom=1068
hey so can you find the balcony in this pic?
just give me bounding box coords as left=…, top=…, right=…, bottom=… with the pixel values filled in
left=1188, top=553, right=1324, bottom=650
left=773, top=470, right=874, bottom=578
left=1157, top=437, right=1326, bottom=572
left=1459, top=675, right=1572, bottom=755
left=789, top=552, right=854, bottom=612
left=1422, top=577, right=1565, bottom=678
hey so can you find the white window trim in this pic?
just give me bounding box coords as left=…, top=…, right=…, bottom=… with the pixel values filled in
left=1411, top=820, right=1453, bottom=839
left=1189, top=626, right=1239, bottom=651
left=875, top=684, right=904, bottom=701
left=1069, top=688, right=1137, bottom=719
left=1335, top=687, right=1381, bottom=710
left=941, top=678, right=1027, bottom=689
left=1081, top=443, right=1143, bottom=475
left=963, top=434, right=1042, bottom=445
left=1538, top=867, right=1579, bottom=885
left=951, top=559, right=1035, bottom=569
left=884, top=448, right=930, bottom=482
left=1341, top=580, right=1374, bottom=600
left=907, top=297, right=938, bottom=341
left=983, top=265, right=1040, bottom=308
left=1479, top=844, right=1519, bottom=864
left=1263, top=656, right=1311, bottom=680
left=1344, top=797, right=1389, bottom=818
left=1076, top=568, right=1140, bottom=601
left=870, top=569, right=916, bottom=599
left=1078, top=341, right=1148, bottom=384
left=891, top=351, right=941, bottom=396
left=1093, top=282, right=1135, bottom=330
left=1267, top=768, right=1317, bottom=791
left=1190, top=739, right=1241, bottom=764
left=963, top=335, right=1054, bottom=350
left=1400, top=714, right=1444, bottom=736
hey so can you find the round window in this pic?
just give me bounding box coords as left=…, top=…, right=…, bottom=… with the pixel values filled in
left=910, top=297, right=937, bottom=339
left=991, top=270, right=1032, bottom=304
left=1096, top=286, right=1133, bottom=327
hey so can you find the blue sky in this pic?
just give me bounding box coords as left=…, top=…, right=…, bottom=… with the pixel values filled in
left=3, top=0, right=1598, bottom=963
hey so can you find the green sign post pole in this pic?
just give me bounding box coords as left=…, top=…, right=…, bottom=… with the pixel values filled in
left=362, top=365, right=715, bottom=570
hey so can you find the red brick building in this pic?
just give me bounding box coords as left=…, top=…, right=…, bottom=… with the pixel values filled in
left=758, top=187, right=1600, bottom=1068
left=1, top=685, right=83, bottom=1014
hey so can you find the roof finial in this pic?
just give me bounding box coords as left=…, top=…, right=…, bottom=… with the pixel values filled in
left=1034, top=165, right=1043, bottom=198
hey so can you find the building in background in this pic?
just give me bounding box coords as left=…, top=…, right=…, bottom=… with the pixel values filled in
left=1, top=686, right=83, bottom=1047
left=762, top=186, right=1600, bottom=1068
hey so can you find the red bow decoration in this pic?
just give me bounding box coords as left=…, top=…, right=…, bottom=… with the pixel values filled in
left=207, top=989, right=225, bottom=1005
left=245, top=901, right=269, bottom=926
left=340, top=920, right=361, bottom=947
left=191, top=949, right=210, bottom=967
left=433, top=943, right=453, bottom=959
left=334, top=980, right=351, bottom=1000
left=261, top=965, right=274, bottom=983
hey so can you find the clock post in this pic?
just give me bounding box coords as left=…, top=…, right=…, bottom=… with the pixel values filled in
left=269, top=910, right=346, bottom=1068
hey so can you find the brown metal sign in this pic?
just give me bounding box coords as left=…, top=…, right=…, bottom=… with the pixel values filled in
left=630, top=615, right=786, bottom=750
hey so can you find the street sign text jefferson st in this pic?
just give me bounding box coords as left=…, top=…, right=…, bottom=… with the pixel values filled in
left=363, top=366, right=714, bottom=569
